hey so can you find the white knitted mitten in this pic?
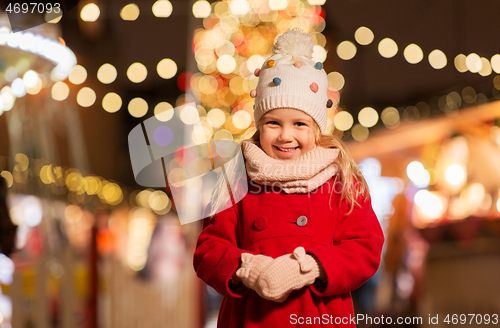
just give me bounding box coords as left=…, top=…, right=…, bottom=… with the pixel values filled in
left=255, top=247, right=325, bottom=302
left=234, top=253, right=274, bottom=290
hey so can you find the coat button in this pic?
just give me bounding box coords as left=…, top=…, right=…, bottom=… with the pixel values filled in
left=296, top=216, right=308, bottom=227
left=254, top=217, right=268, bottom=231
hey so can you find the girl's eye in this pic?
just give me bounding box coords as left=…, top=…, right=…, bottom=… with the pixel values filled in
left=295, top=122, right=307, bottom=126
left=266, top=120, right=279, bottom=125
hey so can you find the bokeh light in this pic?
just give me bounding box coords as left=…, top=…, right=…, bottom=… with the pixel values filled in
left=454, top=54, right=468, bottom=73
left=327, top=72, right=345, bottom=91
left=428, top=49, right=447, bottom=69
left=491, top=54, right=500, bottom=73
left=26, top=77, right=42, bottom=95
left=465, top=53, right=482, bottom=73
left=446, top=164, right=466, bottom=185
left=358, top=107, right=379, bottom=128
left=23, top=70, right=38, bottom=87
left=207, top=108, right=226, bottom=128
left=217, top=55, right=237, bottom=74
left=80, top=3, right=100, bottom=22
left=69, top=65, right=87, bottom=85
left=97, top=64, right=118, bottom=84
left=479, top=57, right=492, bottom=76
left=120, top=3, right=140, bottom=21
left=153, top=0, right=173, bottom=17
left=77, top=87, right=96, bottom=107
left=337, top=41, right=357, bottom=60
left=157, top=58, right=178, bottom=79
left=154, top=102, right=174, bottom=122
left=269, top=0, right=288, bottom=11
left=351, top=124, right=369, bottom=142
left=381, top=107, right=400, bottom=129
left=232, top=110, right=252, bottom=129
left=354, top=26, right=374, bottom=45
left=378, top=38, right=398, bottom=58
left=229, top=0, right=250, bottom=16
left=179, top=104, right=199, bottom=125
left=128, top=98, right=148, bottom=118
left=192, top=0, right=211, bottom=18
left=333, top=111, right=353, bottom=131
left=403, top=44, right=423, bottom=64
left=312, top=45, right=327, bottom=63
left=102, top=92, right=122, bottom=113
left=127, top=62, right=148, bottom=83
left=51, top=81, right=70, bottom=101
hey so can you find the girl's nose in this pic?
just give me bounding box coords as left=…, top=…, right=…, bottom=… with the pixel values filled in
left=278, top=127, right=293, bottom=141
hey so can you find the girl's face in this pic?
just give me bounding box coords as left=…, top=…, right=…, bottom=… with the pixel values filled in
left=259, top=108, right=317, bottom=160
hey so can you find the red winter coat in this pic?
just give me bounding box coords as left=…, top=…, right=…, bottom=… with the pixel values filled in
left=194, top=176, right=384, bottom=328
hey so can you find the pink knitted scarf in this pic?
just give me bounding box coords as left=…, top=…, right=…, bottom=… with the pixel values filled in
left=241, top=140, right=340, bottom=194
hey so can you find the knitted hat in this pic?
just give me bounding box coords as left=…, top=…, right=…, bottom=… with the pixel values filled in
left=251, top=28, right=332, bottom=133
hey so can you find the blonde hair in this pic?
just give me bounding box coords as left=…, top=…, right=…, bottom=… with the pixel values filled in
left=207, top=115, right=369, bottom=219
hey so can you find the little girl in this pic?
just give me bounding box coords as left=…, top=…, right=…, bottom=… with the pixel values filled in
left=194, top=29, right=384, bottom=328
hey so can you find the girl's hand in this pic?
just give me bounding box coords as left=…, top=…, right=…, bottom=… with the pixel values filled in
left=255, top=247, right=324, bottom=302
left=235, top=253, right=273, bottom=291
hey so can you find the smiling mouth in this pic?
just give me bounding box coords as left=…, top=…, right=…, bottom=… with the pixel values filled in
left=274, top=145, right=299, bottom=152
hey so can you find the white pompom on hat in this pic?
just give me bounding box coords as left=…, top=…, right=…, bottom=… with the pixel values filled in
left=251, top=28, right=330, bottom=132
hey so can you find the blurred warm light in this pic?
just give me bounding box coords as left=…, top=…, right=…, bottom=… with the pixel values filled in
left=180, top=104, right=199, bottom=124
left=351, top=124, right=369, bottom=142
left=462, top=86, right=476, bottom=104
left=11, top=78, right=26, bottom=97
left=232, top=110, right=252, bottom=129
left=102, top=92, right=122, bottom=113
left=378, top=38, right=398, bottom=58
left=81, top=3, right=100, bottom=22
left=207, top=108, right=226, bottom=128
left=407, top=161, right=430, bottom=188
left=337, top=41, right=357, bottom=60
left=97, top=64, right=117, bottom=84
left=4, top=67, right=17, bottom=82
left=214, top=129, right=233, bottom=141
left=51, top=82, right=70, bottom=101
left=229, top=0, right=250, bottom=16
left=1, top=87, right=16, bottom=111
left=154, top=102, right=174, bottom=122
left=157, top=58, right=177, bottom=79
left=128, top=98, right=148, bottom=118
left=269, top=0, right=288, bottom=11
left=65, top=205, right=83, bottom=224
left=23, top=70, right=38, bottom=87
left=358, top=107, right=378, bottom=128
left=454, top=54, right=468, bottom=72
left=308, top=0, right=326, bottom=4
left=77, top=87, right=96, bottom=107
left=497, top=197, right=500, bottom=212
left=312, top=45, right=327, bottom=63
left=217, top=55, right=237, bottom=74
left=428, top=49, right=447, bottom=69
left=149, top=190, right=171, bottom=213
left=246, top=55, right=265, bottom=74
left=69, top=65, right=87, bottom=85
left=465, top=53, right=482, bottom=73
left=414, top=190, right=447, bottom=221
left=14, top=153, right=29, bottom=171
left=193, top=0, right=210, bottom=18
left=479, top=57, right=492, bottom=76
left=153, top=0, right=173, bottom=17
left=333, top=111, right=353, bottom=131
left=120, top=3, right=140, bottom=21
left=466, top=183, right=486, bottom=212
left=26, top=77, right=42, bottom=95
left=403, top=44, right=423, bottom=64
left=446, top=164, right=466, bottom=185
left=354, top=26, right=374, bottom=45
left=491, top=54, right=500, bottom=73
left=327, top=72, right=345, bottom=91
left=1, top=171, right=13, bottom=187
left=127, top=62, right=148, bottom=83
left=381, top=107, right=400, bottom=129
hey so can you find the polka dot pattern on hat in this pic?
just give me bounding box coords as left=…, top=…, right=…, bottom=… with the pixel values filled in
left=315, top=62, right=323, bottom=69
left=273, top=77, right=282, bottom=86
left=254, top=68, right=261, bottom=77
left=267, top=60, right=275, bottom=67
left=310, top=82, right=318, bottom=93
